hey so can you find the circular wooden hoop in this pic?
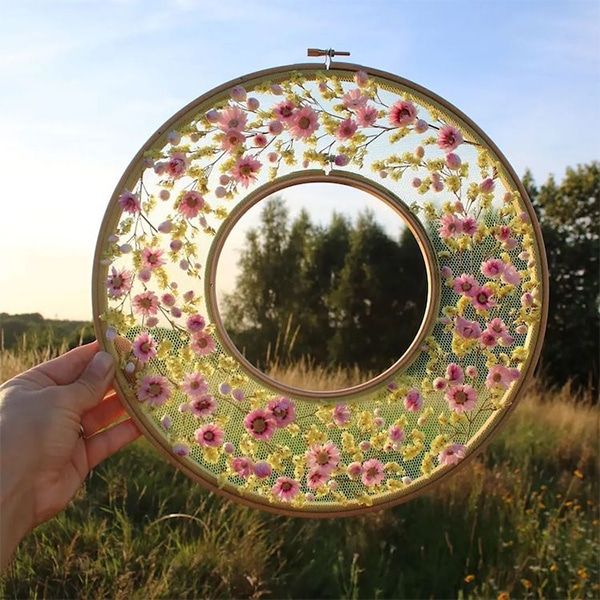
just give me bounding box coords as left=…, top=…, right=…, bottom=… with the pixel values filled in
left=205, top=169, right=440, bottom=401
left=92, top=61, right=549, bottom=518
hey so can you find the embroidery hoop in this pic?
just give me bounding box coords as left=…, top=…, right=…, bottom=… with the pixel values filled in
left=92, top=61, right=548, bottom=517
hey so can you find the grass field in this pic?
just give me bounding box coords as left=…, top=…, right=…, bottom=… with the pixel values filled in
left=0, top=346, right=598, bottom=599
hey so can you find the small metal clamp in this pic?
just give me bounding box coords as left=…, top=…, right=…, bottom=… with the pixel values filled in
left=307, top=48, right=350, bottom=70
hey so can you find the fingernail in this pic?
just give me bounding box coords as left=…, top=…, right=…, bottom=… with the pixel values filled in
left=90, top=351, right=114, bottom=378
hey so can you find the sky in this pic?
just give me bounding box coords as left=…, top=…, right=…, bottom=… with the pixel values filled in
left=0, top=0, right=598, bottom=320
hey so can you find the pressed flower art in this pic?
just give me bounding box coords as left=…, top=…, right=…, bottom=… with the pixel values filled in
left=94, top=62, right=547, bottom=516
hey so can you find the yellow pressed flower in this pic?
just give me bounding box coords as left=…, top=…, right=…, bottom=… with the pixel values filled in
left=305, top=424, right=327, bottom=446
left=420, top=453, right=434, bottom=475
left=430, top=434, right=450, bottom=454
left=384, top=461, right=403, bottom=475
left=202, top=447, right=220, bottom=464
left=386, top=479, right=403, bottom=491
left=520, top=579, right=532, bottom=590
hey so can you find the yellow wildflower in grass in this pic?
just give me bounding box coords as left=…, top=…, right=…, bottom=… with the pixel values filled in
left=464, top=574, right=475, bottom=583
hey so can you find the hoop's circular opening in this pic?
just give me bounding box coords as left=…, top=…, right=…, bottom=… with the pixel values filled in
left=206, top=171, right=440, bottom=400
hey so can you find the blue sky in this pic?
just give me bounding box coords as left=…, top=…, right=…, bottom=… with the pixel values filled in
left=0, top=0, right=598, bottom=319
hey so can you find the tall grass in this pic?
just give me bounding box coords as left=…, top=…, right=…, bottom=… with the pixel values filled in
left=1, top=348, right=598, bottom=599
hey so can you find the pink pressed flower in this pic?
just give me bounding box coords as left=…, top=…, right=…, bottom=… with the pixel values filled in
left=333, top=404, right=351, bottom=426
left=170, top=239, right=183, bottom=252
left=481, top=258, right=505, bottom=279
left=231, top=155, right=261, bottom=188
left=253, top=133, right=268, bottom=147
left=433, top=377, right=448, bottom=391
left=488, top=318, right=508, bottom=337
left=389, top=100, right=417, bottom=127
left=354, top=70, right=369, bottom=87
left=232, top=456, right=253, bottom=478
left=356, top=104, right=378, bottom=127
left=361, top=458, right=385, bottom=486
left=223, top=442, right=235, bottom=454
left=465, top=366, right=478, bottom=379
left=343, top=88, right=368, bottom=110
left=439, top=214, right=463, bottom=239
left=244, top=408, right=276, bottom=441
left=194, top=423, right=224, bottom=448
left=182, top=372, right=209, bottom=398
left=414, top=119, right=428, bottom=133
left=206, top=109, right=220, bottom=123
left=388, top=425, right=405, bottom=443
left=306, top=468, right=328, bottom=490
left=446, top=384, right=477, bottom=413
left=480, top=178, right=495, bottom=193
left=138, top=268, right=152, bottom=282
left=446, top=363, right=464, bottom=385
left=438, top=443, right=466, bottom=466
left=161, top=293, right=176, bottom=307
left=171, top=306, right=182, bottom=319
left=486, top=365, right=520, bottom=389
left=455, top=316, right=482, bottom=339
left=437, top=125, right=463, bottom=152
left=253, top=461, right=272, bottom=479
left=172, top=443, right=190, bottom=457
left=158, top=220, right=173, bottom=234
left=461, top=217, right=478, bottom=236
left=141, top=247, right=166, bottom=270
left=217, top=106, right=247, bottom=131
left=247, top=97, right=259, bottom=111
left=336, top=118, right=358, bottom=140
left=220, top=128, right=246, bottom=152
left=160, top=415, right=172, bottom=430
left=273, top=100, right=296, bottom=122
left=521, top=292, right=534, bottom=307
left=267, top=396, right=296, bottom=428
left=501, top=264, right=521, bottom=285
left=495, top=225, right=511, bottom=243
left=167, top=153, right=188, bottom=178
left=106, top=267, right=133, bottom=298
left=137, top=374, right=171, bottom=407
left=404, top=389, right=423, bottom=412
left=118, top=190, right=140, bottom=214
left=306, top=441, right=340, bottom=475
left=479, top=330, right=498, bottom=348
left=268, top=120, right=283, bottom=135
left=334, top=154, right=349, bottom=166
left=446, top=153, right=462, bottom=170
left=132, top=331, right=157, bottom=363
left=230, top=85, right=247, bottom=102
left=186, top=314, right=206, bottom=332
left=453, top=274, right=480, bottom=297
left=272, top=477, right=300, bottom=502
left=412, top=177, right=422, bottom=188
left=132, top=291, right=159, bottom=316
left=178, top=190, right=205, bottom=219
left=190, top=331, right=216, bottom=356
left=440, top=266, right=453, bottom=280
left=472, top=286, right=496, bottom=311
left=347, top=462, right=363, bottom=480
left=288, top=106, right=319, bottom=139
left=189, top=395, right=217, bottom=418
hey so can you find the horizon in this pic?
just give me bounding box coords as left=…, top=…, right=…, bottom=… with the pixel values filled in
left=1, top=0, right=598, bottom=320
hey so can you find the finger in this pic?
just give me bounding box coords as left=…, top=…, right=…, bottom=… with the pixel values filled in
left=85, top=418, right=141, bottom=470
left=81, top=394, right=127, bottom=437
left=65, top=351, right=115, bottom=413
left=34, top=342, right=100, bottom=385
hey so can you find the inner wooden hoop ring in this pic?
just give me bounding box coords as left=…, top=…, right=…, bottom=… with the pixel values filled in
left=205, top=169, right=441, bottom=401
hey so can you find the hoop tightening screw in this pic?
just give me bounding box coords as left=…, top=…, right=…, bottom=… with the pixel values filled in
left=307, top=48, right=350, bottom=69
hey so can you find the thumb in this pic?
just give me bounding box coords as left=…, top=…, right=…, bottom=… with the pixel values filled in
left=66, top=351, right=115, bottom=413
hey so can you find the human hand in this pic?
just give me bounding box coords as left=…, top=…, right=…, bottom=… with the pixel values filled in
left=0, top=342, right=140, bottom=569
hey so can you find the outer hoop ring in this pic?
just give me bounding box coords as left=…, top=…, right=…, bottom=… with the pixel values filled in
left=205, top=169, right=441, bottom=401
left=92, top=61, right=549, bottom=518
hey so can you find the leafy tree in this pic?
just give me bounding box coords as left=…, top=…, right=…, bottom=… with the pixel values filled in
left=524, top=162, right=599, bottom=391
left=222, top=198, right=428, bottom=371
